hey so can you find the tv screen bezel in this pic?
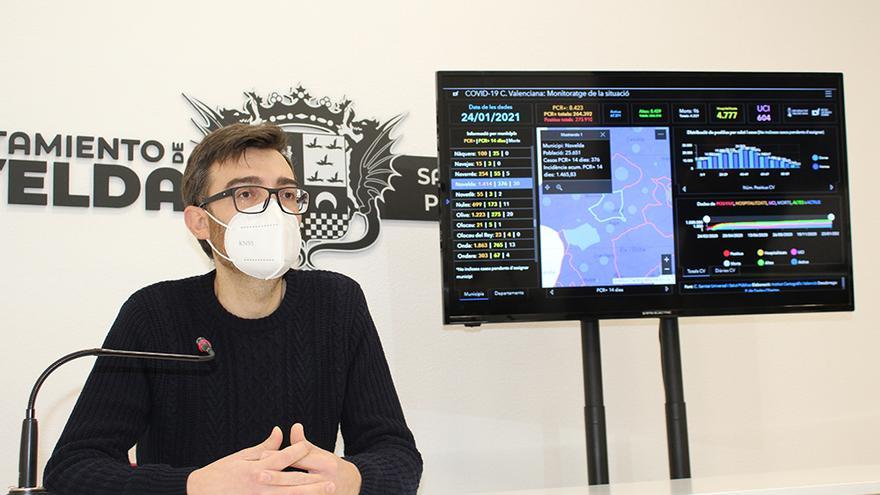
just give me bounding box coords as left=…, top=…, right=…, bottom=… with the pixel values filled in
left=437, top=71, right=854, bottom=325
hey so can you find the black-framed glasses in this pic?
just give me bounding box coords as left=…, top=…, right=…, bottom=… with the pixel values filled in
left=198, top=185, right=310, bottom=215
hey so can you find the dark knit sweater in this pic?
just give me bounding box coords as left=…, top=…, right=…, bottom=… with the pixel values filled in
left=44, top=270, right=422, bottom=495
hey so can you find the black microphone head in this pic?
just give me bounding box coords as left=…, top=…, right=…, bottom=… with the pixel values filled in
left=195, top=337, right=213, bottom=353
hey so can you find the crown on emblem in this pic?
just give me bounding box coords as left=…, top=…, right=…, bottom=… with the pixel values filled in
left=255, top=86, right=352, bottom=130
left=184, top=86, right=357, bottom=136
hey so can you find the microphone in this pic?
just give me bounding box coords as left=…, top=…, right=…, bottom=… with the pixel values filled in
left=196, top=337, right=213, bottom=355
left=8, top=337, right=215, bottom=495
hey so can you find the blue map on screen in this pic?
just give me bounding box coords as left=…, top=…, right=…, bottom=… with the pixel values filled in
left=539, top=127, right=676, bottom=288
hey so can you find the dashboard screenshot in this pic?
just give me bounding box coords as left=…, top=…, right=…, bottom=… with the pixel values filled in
left=437, top=72, right=853, bottom=324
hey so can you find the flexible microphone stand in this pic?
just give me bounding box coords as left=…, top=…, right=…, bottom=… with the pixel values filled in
left=8, top=337, right=215, bottom=495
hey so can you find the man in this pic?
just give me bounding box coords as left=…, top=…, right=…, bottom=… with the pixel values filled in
left=44, top=124, right=422, bottom=495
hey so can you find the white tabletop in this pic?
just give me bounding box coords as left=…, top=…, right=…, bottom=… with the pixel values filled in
left=473, top=465, right=880, bottom=495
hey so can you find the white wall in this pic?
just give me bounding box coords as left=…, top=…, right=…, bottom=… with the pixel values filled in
left=1, top=0, right=878, bottom=493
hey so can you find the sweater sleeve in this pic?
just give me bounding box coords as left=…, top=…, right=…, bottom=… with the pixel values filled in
left=43, top=292, right=196, bottom=495
left=340, top=285, right=423, bottom=495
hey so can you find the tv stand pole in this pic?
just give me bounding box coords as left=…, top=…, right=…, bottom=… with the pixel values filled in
left=659, top=316, right=691, bottom=479
left=580, top=318, right=609, bottom=485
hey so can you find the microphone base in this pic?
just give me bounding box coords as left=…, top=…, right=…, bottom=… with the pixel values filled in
left=8, top=488, right=49, bottom=494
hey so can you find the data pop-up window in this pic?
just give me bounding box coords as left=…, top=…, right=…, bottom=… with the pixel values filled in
left=538, top=128, right=611, bottom=194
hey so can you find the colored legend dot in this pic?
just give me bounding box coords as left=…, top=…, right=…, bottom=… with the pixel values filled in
left=813, top=163, right=820, bottom=170
left=758, top=259, right=765, bottom=267
left=790, top=248, right=798, bottom=255
left=812, top=154, right=819, bottom=161
left=723, top=249, right=731, bottom=257
left=757, top=249, right=765, bottom=256
left=790, top=258, right=799, bottom=265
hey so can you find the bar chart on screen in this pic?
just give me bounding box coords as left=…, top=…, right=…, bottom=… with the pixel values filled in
left=676, top=130, right=840, bottom=194
left=694, top=144, right=801, bottom=170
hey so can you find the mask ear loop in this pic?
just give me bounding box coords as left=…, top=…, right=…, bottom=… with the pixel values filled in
left=202, top=209, right=234, bottom=263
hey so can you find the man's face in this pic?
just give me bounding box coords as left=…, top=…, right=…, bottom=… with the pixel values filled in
left=204, top=147, right=298, bottom=266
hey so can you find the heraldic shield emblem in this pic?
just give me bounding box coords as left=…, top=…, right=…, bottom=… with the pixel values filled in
left=293, top=132, right=350, bottom=241
left=183, top=87, right=403, bottom=268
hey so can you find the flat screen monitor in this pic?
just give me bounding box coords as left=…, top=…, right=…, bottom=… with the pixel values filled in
left=437, top=71, right=854, bottom=325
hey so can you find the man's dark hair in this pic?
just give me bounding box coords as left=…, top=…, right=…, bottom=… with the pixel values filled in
left=182, top=123, right=294, bottom=258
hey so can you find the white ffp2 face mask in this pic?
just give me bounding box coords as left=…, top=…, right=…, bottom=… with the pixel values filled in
left=204, top=201, right=302, bottom=280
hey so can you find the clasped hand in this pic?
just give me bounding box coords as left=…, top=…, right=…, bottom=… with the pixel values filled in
left=187, top=424, right=361, bottom=495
